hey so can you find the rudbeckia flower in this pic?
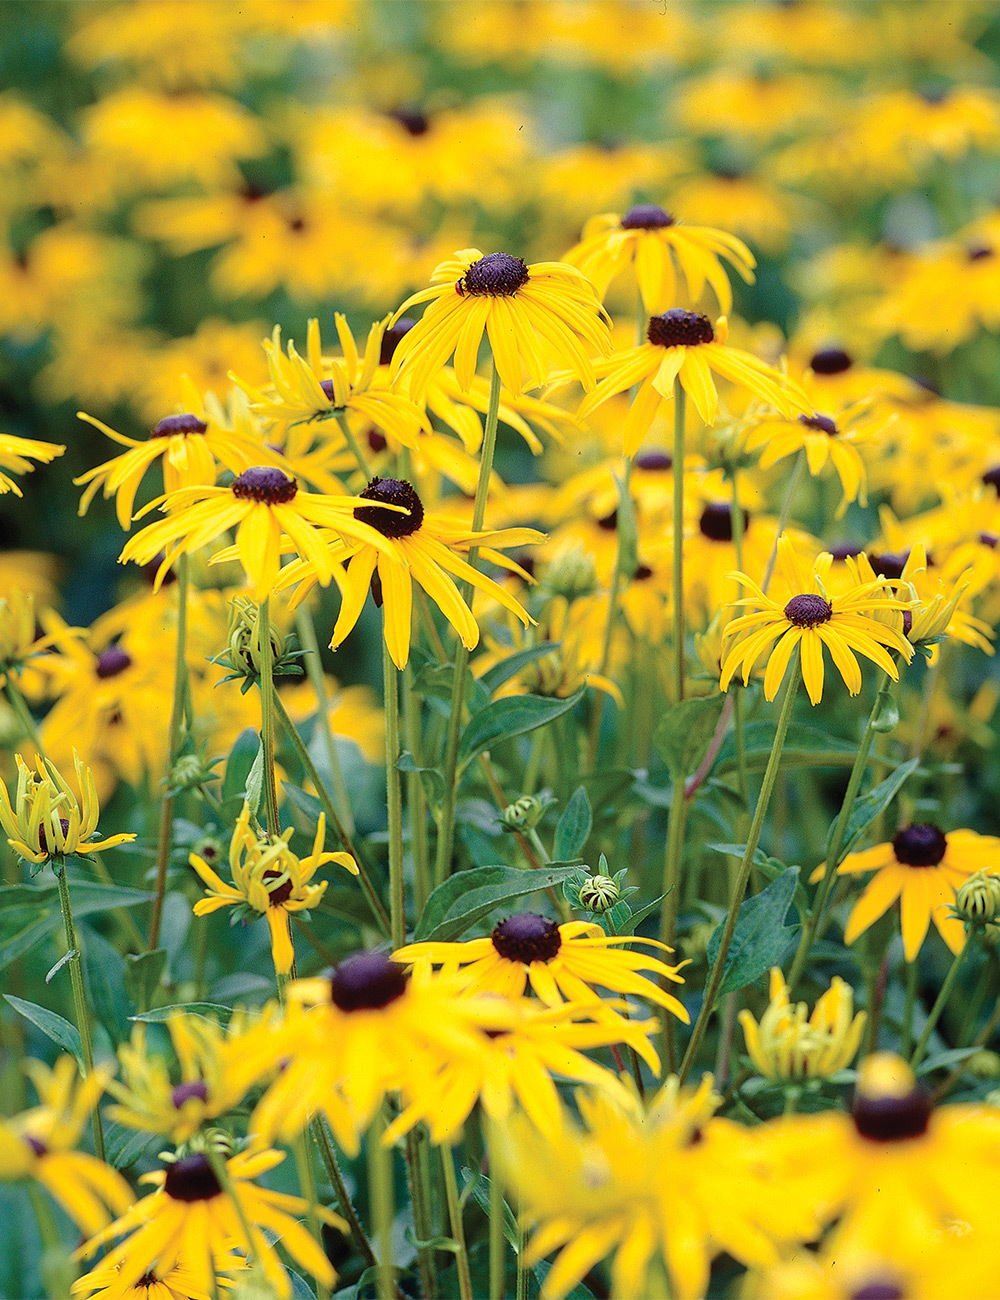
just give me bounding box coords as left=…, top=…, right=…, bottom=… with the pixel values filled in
left=563, top=203, right=756, bottom=314
left=78, top=1147, right=343, bottom=1300
left=72, top=1257, right=237, bottom=1300
left=0, top=1057, right=133, bottom=1236
left=740, top=403, right=880, bottom=514
left=118, top=465, right=405, bottom=601
left=0, top=430, right=64, bottom=495
left=0, top=589, right=78, bottom=685
left=393, top=913, right=689, bottom=1022
left=188, top=800, right=357, bottom=975
left=0, top=751, right=136, bottom=864
left=720, top=535, right=913, bottom=706
left=277, top=475, right=544, bottom=670
left=390, top=248, right=612, bottom=398
left=817, top=823, right=1000, bottom=960
left=739, top=968, right=866, bottom=1082
left=579, top=311, right=808, bottom=453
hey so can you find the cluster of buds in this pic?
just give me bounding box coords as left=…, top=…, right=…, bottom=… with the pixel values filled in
left=739, top=967, right=867, bottom=1083
left=213, top=596, right=302, bottom=691
left=0, top=752, right=136, bottom=868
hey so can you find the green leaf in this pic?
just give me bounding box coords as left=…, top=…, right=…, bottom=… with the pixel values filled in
left=124, top=949, right=167, bottom=1014
left=221, top=726, right=259, bottom=805
left=130, top=1002, right=232, bottom=1024
left=0, top=881, right=156, bottom=973
left=466, top=1170, right=519, bottom=1252
left=414, top=864, right=578, bottom=943
left=5, top=995, right=83, bottom=1068
left=706, top=867, right=800, bottom=997
left=243, top=737, right=265, bottom=817
left=653, top=694, right=726, bottom=781
left=715, top=722, right=859, bottom=774
left=623, top=893, right=667, bottom=932
left=414, top=661, right=486, bottom=714
left=478, top=641, right=560, bottom=696
left=396, top=751, right=445, bottom=809
left=829, top=758, right=920, bottom=864
left=458, top=688, right=585, bottom=768
left=553, top=786, right=592, bottom=862
left=81, top=924, right=132, bottom=1046
left=612, top=471, right=639, bottom=579
left=915, top=1046, right=980, bottom=1076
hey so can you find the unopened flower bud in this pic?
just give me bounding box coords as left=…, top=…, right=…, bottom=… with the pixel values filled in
left=954, top=871, right=1000, bottom=927
left=967, top=1050, right=1000, bottom=1080
left=227, top=598, right=285, bottom=679
left=501, top=796, right=545, bottom=831
left=541, top=544, right=597, bottom=601
left=578, top=874, right=621, bottom=913
left=170, top=753, right=211, bottom=791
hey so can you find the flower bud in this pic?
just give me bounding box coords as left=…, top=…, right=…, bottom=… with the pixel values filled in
left=227, top=597, right=285, bottom=679
left=540, top=543, right=597, bottom=601
left=967, top=1050, right=1000, bottom=1080
left=170, top=753, right=213, bottom=791
left=953, top=870, right=1000, bottom=928
left=501, top=796, right=545, bottom=831
left=578, top=874, right=621, bottom=913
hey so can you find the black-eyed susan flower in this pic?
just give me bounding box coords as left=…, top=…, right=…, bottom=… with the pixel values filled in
left=72, top=1257, right=238, bottom=1300
left=389, top=248, right=612, bottom=398
left=277, top=475, right=543, bottom=669
left=248, top=952, right=492, bottom=1155
left=0, top=430, right=65, bottom=495
left=0, top=589, right=78, bottom=686
left=761, top=1053, right=1000, bottom=1259
left=579, top=312, right=808, bottom=453
left=0, top=1057, right=133, bottom=1236
left=78, top=1146, right=343, bottom=1300
left=720, top=535, right=913, bottom=706
left=0, top=752, right=136, bottom=864
left=75, top=400, right=262, bottom=530
left=384, top=996, right=660, bottom=1145
left=393, top=913, right=689, bottom=1022
left=501, top=1075, right=810, bottom=1300
left=563, top=204, right=756, bottom=314
left=739, top=967, right=866, bottom=1082
left=189, top=800, right=357, bottom=975
left=820, top=824, right=1000, bottom=960
left=118, top=465, right=404, bottom=600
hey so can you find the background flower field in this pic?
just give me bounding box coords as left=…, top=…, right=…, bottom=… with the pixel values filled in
left=4, top=2, right=1000, bottom=1299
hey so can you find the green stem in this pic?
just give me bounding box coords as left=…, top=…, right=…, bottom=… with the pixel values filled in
left=291, top=1129, right=329, bottom=1300
left=272, top=689, right=391, bottom=937
left=659, top=775, right=688, bottom=1072
left=911, top=937, right=971, bottom=1068
left=369, top=1109, right=395, bottom=1300
left=336, top=412, right=375, bottom=481
left=586, top=455, right=632, bottom=771
left=679, top=659, right=800, bottom=1084
left=671, top=382, right=686, bottom=702
left=55, top=860, right=105, bottom=1161
left=258, top=598, right=281, bottom=836
left=434, top=362, right=502, bottom=887
left=441, top=1148, right=473, bottom=1300
left=27, top=1182, right=72, bottom=1300
left=383, top=637, right=405, bottom=950
left=786, top=675, right=889, bottom=992
left=404, top=664, right=430, bottom=912
left=901, top=959, right=918, bottom=1058
left=312, top=1116, right=378, bottom=1270
left=489, top=1140, right=505, bottom=1300
left=295, top=605, right=354, bottom=834
left=761, top=449, right=805, bottom=591
left=149, top=552, right=190, bottom=950
left=405, top=1128, right=437, bottom=1300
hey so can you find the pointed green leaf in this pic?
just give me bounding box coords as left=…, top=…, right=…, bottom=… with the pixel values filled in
left=828, top=758, right=920, bottom=864
left=553, top=786, right=592, bottom=862
left=654, top=694, right=726, bottom=780
left=458, top=688, right=585, bottom=768
left=706, top=867, right=800, bottom=997
left=413, top=864, right=578, bottom=943
left=478, top=642, right=560, bottom=696
left=5, top=995, right=84, bottom=1069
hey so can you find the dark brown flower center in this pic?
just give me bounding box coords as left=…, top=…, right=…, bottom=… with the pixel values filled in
left=809, top=348, right=853, bottom=375
left=458, top=252, right=529, bottom=297
left=892, top=823, right=947, bottom=867
left=799, top=412, right=838, bottom=435
left=491, top=913, right=562, bottom=964
left=95, top=644, right=132, bottom=678
left=634, top=564, right=653, bottom=580
left=982, top=466, right=1000, bottom=494
left=866, top=550, right=910, bottom=581
left=150, top=413, right=207, bottom=439
left=852, top=1086, right=931, bottom=1142
left=635, top=451, right=673, bottom=471
left=263, top=868, right=294, bottom=906
left=647, top=310, right=714, bottom=348
left=596, top=509, right=618, bottom=531
left=388, top=106, right=430, bottom=136
left=828, top=541, right=863, bottom=561
left=232, top=467, right=298, bottom=504
left=354, top=477, right=423, bottom=538
left=980, top=531, right=999, bottom=549
left=967, top=244, right=995, bottom=262
left=25, top=1135, right=46, bottom=1157
left=620, top=204, right=675, bottom=230
left=368, top=429, right=388, bottom=453
left=171, top=1080, right=209, bottom=1108
left=37, top=819, right=70, bottom=855
left=330, top=952, right=409, bottom=1012
left=917, top=82, right=950, bottom=106
left=784, top=593, right=833, bottom=627
left=851, top=1282, right=905, bottom=1300
left=698, top=502, right=747, bottom=542
left=164, top=1153, right=223, bottom=1202
left=380, top=319, right=415, bottom=366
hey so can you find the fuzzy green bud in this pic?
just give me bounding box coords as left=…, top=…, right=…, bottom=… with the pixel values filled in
left=501, top=796, right=545, bottom=831
left=954, top=871, right=1000, bottom=928
left=578, top=874, right=621, bottom=913
left=541, top=543, right=597, bottom=601
left=227, top=596, right=285, bottom=679
left=968, top=1050, right=1000, bottom=1080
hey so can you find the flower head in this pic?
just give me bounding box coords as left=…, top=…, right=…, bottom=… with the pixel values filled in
left=0, top=430, right=64, bottom=496
left=0, top=752, right=136, bottom=864
left=739, top=967, right=866, bottom=1081
left=390, top=248, right=612, bottom=398
left=189, top=801, right=357, bottom=974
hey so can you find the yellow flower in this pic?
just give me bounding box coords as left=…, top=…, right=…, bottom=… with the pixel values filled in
left=0, top=430, right=64, bottom=496
left=563, top=204, right=755, bottom=314
left=393, top=913, right=689, bottom=1023
left=720, top=535, right=913, bottom=706
left=0, top=752, right=136, bottom=864
left=72, top=1257, right=234, bottom=1300
left=390, top=248, right=612, bottom=398
left=739, top=967, right=866, bottom=1082
left=0, top=1057, right=133, bottom=1236
left=0, top=589, right=78, bottom=684
left=277, top=475, right=543, bottom=670
left=78, top=1147, right=343, bottom=1300
left=189, top=801, right=357, bottom=975
left=579, top=312, right=808, bottom=454
left=118, top=465, right=404, bottom=601
left=824, top=824, right=1000, bottom=960
left=741, top=402, right=881, bottom=513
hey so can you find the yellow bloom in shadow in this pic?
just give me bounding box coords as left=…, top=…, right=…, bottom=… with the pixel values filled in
left=739, top=967, right=866, bottom=1081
